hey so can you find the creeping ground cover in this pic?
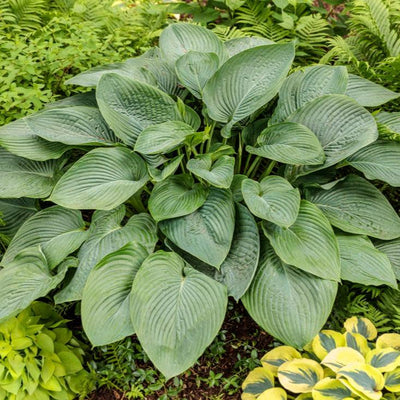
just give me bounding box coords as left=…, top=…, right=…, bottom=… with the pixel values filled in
left=1, top=22, right=400, bottom=382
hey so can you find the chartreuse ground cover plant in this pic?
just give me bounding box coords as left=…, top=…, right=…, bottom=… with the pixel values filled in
left=0, top=301, right=93, bottom=400
left=1, top=22, right=400, bottom=380
left=242, top=316, right=400, bottom=400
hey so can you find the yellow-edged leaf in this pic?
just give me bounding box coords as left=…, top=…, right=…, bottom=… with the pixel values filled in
left=256, top=387, right=287, bottom=400
left=278, top=358, right=324, bottom=393
left=344, top=317, right=377, bottom=340
left=261, top=346, right=302, bottom=375
left=322, top=347, right=365, bottom=373
left=324, top=368, right=336, bottom=378
left=312, top=330, right=346, bottom=360
left=242, top=367, right=274, bottom=399
left=345, top=332, right=371, bottom=356
left=384, top=367, right=400, bottom=392
left=377, top=334, right=400, bottom=351
left=337, top=362, right=384, bottom=400
left=312, top=377, right=352, bottom=400
left=366, top=348, right=400, bottom=372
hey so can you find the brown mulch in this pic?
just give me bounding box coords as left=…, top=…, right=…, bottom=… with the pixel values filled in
left=87, top=303, right=272, bottom=400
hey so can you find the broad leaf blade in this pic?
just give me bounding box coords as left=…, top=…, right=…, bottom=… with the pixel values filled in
left=159, top=188, right=235, bottom=267
left=82, top=242, right=149, bottom=346
left=224, top=37, right=274, bottom=57
left=242, top=239, right=338, bottom=348
left=130, top=251, right=227, bottom=379
left=306, top=175, right=400, bottom=240
left=49, top=147, right=148, bottom=210
left=149, top=175, right=208, bottom=221
left=374, top=238, right=400, bottom=280
left=263, top=200, right=341, bottom=281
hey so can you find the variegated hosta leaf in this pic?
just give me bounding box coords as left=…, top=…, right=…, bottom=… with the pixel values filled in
left=0, top=119, right=69, bottom=161
left=0, top=198, right=38, bottom=238
left=96, top=74, right=181, bottom=146
left=345, top=74, right=400, bottom=107
left=337, top=363, right=384, bottom=400
left=148, top=175, right=208, bottom=221
left=344, top=332, right=370, bottom=356
left=306, top=175, right=400, bottom=240
left=312, top=377, right=352, bottom=400
left=322, top=347, right=365, bottom=373
left=242, top=176, right=300, bottom=228
left=348, top=140, right=400, bottom=187
left=374, top=238, right=400, bottom=280
left=246, top=122, right=325, bottom=165
left=295, top=394, right=313, bottom=400
left=134, top=121, right=195, bottom=155
left=49, top=147, right=148, bottom=210
left=261, top=346, right=301, bottom=375
left=175, top=51, right=219, bottom=99
left=148, top=155, right=183, bottom=183
left=1, top=206, right=87, bottom=269
left=26, top=106, right=118, bottom=146
left=278, top=358, right=324, bottom=393
left=272, top=65, right=348, bottom=124
left=203, top=43, right=295, bottom=136
left=263, top=200, right=340, bottom=281
left=377, top=334, right=400, bottom=351
left=187, top=155, right=235, bottom=189
left=312, top=330, right=346, bottom=361
left=257, top=387, right=287, bottom=400
left=384, top=368, right=400, bottom=392
left=159, top=188, right=235, bottom=268
left=224, top=37, right=274, bottom=58
left=81, top=242, right=149, bottom=346
left=242, top=239, right=338, bottom=348
left=241, top=367, right=274, bottom=400
left=0, top=247, right=72, bottom=322
left=366, top=348, right=400, bottom=373
left=286, top=95, right=378, bottom=175
left=337, top=235, right=397, bottom=289
left=159, top=23, right=228, bottom=66
left=55, top=206, right=157, bottom=303
left=130, top=251, right=228, bottom=379
left=0, top=148, right=64, bottom=198
left=344, top=317, right=378, bottom=341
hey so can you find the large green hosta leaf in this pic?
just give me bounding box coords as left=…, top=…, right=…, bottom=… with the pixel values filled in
left=130, top=251, right=227, bottom=379
left=148, top=155, right=183, bottom=183
left=96, top=74, right=181, bottom=146
left=203, top=43, right=295, bottom=136
left=159, top=23, right=228, bottom=66
left=82, top=242, right=149, bottom=346
left=242, top=239, right=338, bottom=349
left=242, top=176, right=300, bottom=228
left=306, top=175, right=400, bottom=240
left=0, top=198, right=38, bottom=238
left=337, top=234, right=397, bottom=289
left=224, top=37, right=274, bottom=57
left=263, top=200, right=340, bottom=281
left=49, top=147, right=148, bottom=210
left=134, top=121, right=194, bottom=155
left=148, top=175, right=208, bottom=221
left=187, top=155, right=235, bottom=189
left=272, top=65, right=348, bottom=123
left=0, top=119, right=69, bottom=161
left=55, top=206, right=157, bottom=303
left=374, top=238, right=400, bottom=280
left=286, top=95, right=378, bottom=175
left=0, top=148, right=64, bottom=198
left=347, top=141, right=400, bottom=187
left=246, top=122, right=325, bottom=165
left=0, top=247, right=73, bottom=322
left=1, top=206, right=87, bottom=269
left=27, top=106, right=118, bottom=146
left=376, top=112, right=400, bottom=140
left=345, top=74, right=400, bottom=107
left=175, top=51, right=219, bottom=99
left=159, top=188, right=235, bottom=268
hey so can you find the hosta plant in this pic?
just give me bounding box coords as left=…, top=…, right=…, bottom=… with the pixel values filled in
left=1, top=22, right=400, bottom=379
left=242, top=316, right=400, bottom=400
left=0, top=302, right=93, bottom=400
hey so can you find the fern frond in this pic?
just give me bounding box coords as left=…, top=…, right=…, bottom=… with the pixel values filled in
left=212, top=25, right=248, bottom=41
left=0, top=0, right=47, bottom=31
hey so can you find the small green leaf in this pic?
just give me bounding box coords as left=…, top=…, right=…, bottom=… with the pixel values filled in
left=148, top=155, right=184, bottom=182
